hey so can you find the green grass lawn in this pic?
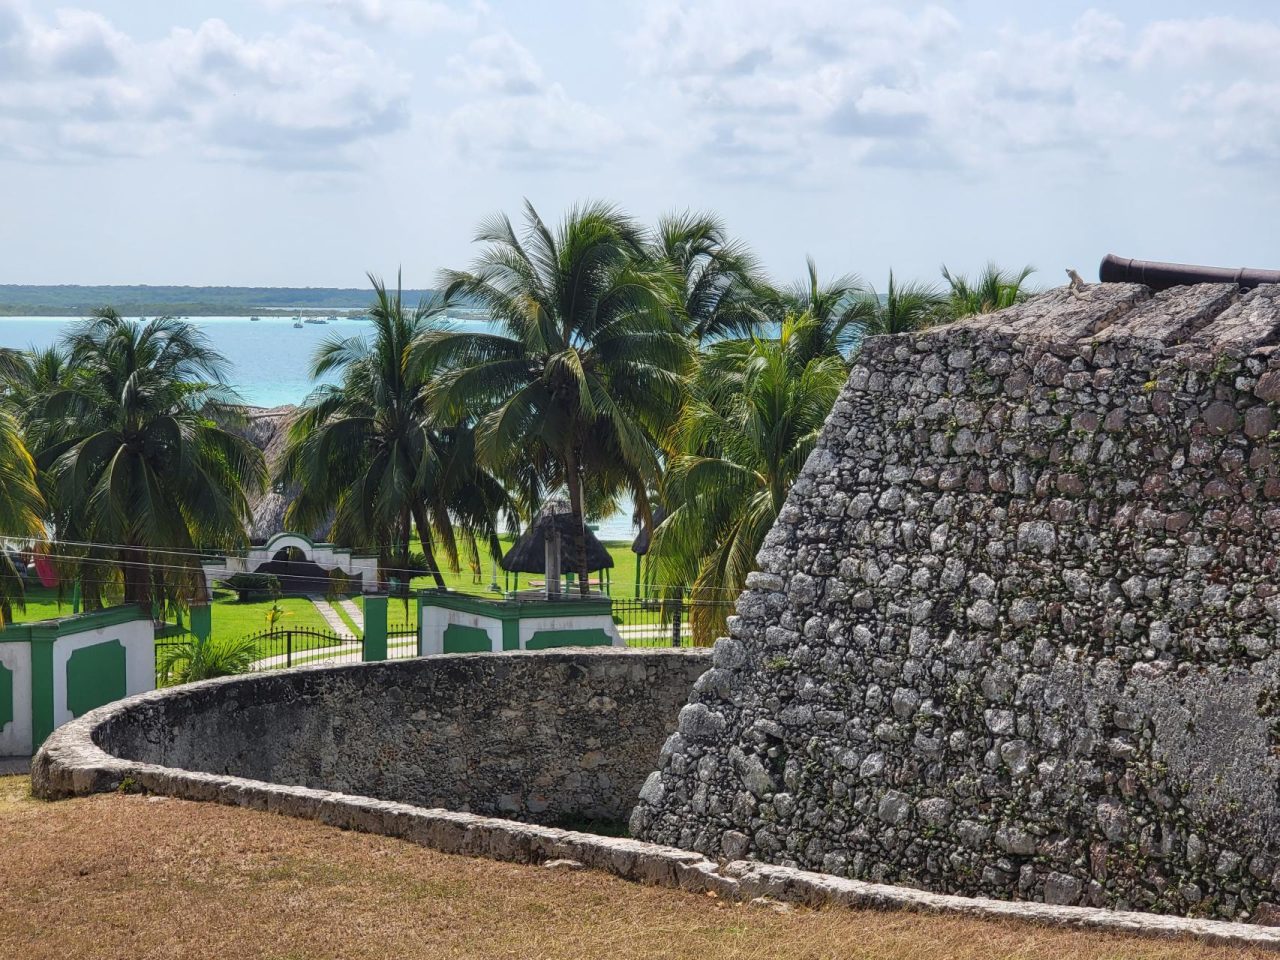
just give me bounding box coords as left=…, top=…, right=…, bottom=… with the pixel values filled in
left=208, top=590, right=332, bottom=637
left=5, top=538, right=664, bottom=643
left=6, top=584, right=75, bottom=624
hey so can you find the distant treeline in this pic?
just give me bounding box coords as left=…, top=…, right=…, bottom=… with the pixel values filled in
left=0, top=285, right=447, bottom=316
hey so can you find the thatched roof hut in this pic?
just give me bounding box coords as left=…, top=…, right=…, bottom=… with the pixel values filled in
left=501, top=499, right=614, bottom=574
left=631, top=505, right=666, bottom=556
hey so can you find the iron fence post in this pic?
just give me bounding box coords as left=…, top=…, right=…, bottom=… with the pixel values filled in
left=286, top=630, right=293, bottom=668
left=671, top=593, right=683, bottom=648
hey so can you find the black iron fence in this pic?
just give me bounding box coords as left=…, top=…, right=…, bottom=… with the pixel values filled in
left=155, top=625, right=363, bottom=682
left=242, top=626, right=363, bottom=669
left=387, top=622, right=418, bottom=660
left=610, top=596, right=731, bottom=648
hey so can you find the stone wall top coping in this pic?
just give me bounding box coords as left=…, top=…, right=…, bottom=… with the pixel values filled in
left=26, top=649, right=1280, bottom=951
left=910, top=282, right=1280, bottom=352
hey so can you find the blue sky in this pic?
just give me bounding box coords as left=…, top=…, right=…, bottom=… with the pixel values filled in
left=2, top=0, right=1279, bottom=291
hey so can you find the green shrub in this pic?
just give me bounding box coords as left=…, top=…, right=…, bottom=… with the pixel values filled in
left=157, top=634, right=259, bottom=685
left=219, top=572, right=281, bottom=602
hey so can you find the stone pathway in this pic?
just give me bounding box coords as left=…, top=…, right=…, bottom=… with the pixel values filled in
left=308, top=596, right=355, bottom=640
left=250, top=635, right=416, bottom=671
left=339, top=598, right=364, bottom=631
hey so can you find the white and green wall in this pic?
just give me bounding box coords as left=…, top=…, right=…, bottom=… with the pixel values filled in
left=0, top=605, right=156, bottom=757
left=418, top=593, right=623, bottom=655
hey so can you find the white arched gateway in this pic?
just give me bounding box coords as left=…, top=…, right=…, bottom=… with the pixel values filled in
left=202, top=532, right=381, bottom=596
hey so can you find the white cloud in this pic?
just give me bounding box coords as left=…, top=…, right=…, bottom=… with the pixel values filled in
left=0, top=1, right=410, bottom=167
left=630, top=2, right=1280, bottom=179
left=440, top=32, right=626, bottom=169
left=258, top=0, right=483, bottom=32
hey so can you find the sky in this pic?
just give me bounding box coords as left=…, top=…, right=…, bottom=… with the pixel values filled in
left=2, top=0, right=1280, bottom=292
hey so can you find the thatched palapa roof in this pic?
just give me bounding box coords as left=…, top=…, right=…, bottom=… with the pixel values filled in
left=501, top=499, right=615, bottom=574
left=631, top=505, right=666, bottom=556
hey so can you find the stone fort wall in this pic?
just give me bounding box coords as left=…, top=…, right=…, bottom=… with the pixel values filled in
left=632, top=282, right=1280, bottom=922
left=63, top=649, right=708, bottom=826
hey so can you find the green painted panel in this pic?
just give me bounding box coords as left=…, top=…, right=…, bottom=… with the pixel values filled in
left=502, top=618, right=519, bottom=651
left=363, top=595, right=388, bottom=662
left=525, top=628, right=612, bottom=650
left=0, top=662, right=11, bottom=730
left=189, top=604, right=212, bottom=642
left=31, top=639, right=54, bottom=746
left=66, top=639, right=127, bottom=718
left=443, top=624, right=493, bottom=654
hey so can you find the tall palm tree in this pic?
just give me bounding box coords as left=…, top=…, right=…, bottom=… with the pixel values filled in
left=940, top=262, right=1036, bottom=318
left=859, top=271, right=945, bottom=336
left=650, top=212, right=766, bottom=342
left=767, top=257, right=873, bottom=361
left=0, top=410, right=44, bottom=625
left=279, top=275, right=512, bottom=592
left=30, top=310, right=264, bottom=610
left=652, top=313, right=847, bottom=642
left=418, top=200, right=691, bottom=596
left=1, top=344, right=75, bottom=452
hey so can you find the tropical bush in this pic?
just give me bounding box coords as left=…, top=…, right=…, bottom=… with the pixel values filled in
left=157, top=633, right=260, bottom=685
left=219, top=572, right=281, bottom=602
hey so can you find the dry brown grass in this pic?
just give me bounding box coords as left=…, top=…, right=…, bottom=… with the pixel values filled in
left=0, top=773, right=1271, bottom=960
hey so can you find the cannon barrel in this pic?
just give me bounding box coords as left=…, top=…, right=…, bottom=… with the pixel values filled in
left=1099, top=254, right=1280, bottom=292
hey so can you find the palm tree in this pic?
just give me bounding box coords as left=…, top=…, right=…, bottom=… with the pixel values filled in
left=859, top=271, right=945, bottom=336
left=30, top=310, right=264, bottom=611
left=419, top=200, right=691, bottom=596
left=1, top=344, right=76, bottom=453
left=767, top=257, right=873, bottom=361
left=280, top=275, right=511, bottom=593
left=650, top=212, right=766, bottom=342
left=652, top=313, right=847, bottom=642
left=0, top=410, right=44, bottom=625
left=940, top=262, right=1036, bottom=318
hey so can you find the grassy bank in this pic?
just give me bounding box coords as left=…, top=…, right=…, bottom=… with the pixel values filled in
left=0, top=775, right=1256, bottom=960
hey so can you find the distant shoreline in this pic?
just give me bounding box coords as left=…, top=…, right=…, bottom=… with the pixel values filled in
left=0, top=284, right=488, bottom=318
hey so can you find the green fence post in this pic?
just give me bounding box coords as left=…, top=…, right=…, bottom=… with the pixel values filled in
left=363, top=594, right=388, bottom=661
left=189, top=604, right=211, bottom=642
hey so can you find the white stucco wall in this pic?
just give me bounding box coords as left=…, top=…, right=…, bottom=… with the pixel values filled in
left=204, top=535, right=381, bottom=595
left=51, top=619, right=154, bottom=728
left=0, top=641, right=32, bottom=757
left=518, top=614, right=624, bottom=648
left=420, top=606, right=503, bottom=655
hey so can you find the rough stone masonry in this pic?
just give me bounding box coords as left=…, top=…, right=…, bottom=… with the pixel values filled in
left=632, top=282, right=1280, bottom=923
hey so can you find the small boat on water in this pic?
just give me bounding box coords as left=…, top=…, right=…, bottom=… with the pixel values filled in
left=292, top=315, right=303, bottom=329
left=327, top=315, right=339, bottom=323
left=304, top=317, right=327, bottom=325
left=249, top=316, right=261, bottom=322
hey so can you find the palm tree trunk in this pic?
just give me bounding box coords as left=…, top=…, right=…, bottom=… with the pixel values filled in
left=397, top=508, right=413, bottom=597
left=564, top=448, right=590, bottom=599
left=411, top=500, right=447, bottom=589
left=121, top=545, right=152, bottom=609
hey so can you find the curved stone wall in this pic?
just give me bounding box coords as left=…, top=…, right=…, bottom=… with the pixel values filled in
left=633, top=283, right=1280, bottom=923
left=35, top=649, right=708, bottom=825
